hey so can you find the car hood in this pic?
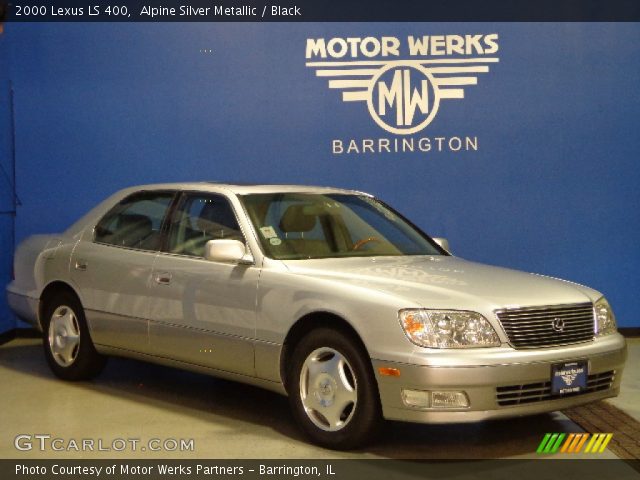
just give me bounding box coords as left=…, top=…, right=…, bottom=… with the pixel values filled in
left=281, top=256, right=599, bottom=310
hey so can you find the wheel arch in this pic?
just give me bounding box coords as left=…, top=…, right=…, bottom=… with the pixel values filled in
left=38, top=281, right=83, bottom=330
left=280, top=311, right=371, bottom=393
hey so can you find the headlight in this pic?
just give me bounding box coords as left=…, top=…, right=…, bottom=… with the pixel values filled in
left=399, top=309, right=501, bottom=348
left=594, top=297, right=617, bottom=336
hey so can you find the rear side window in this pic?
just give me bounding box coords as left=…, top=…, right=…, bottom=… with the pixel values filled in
left=94, top=192, right=174, bottom=251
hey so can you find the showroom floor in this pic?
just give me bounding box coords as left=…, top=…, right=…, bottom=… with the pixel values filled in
left=0, top=337, right=638, bottom=460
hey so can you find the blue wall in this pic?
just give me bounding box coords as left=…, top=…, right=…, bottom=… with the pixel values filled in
left=2, top=23, right=639, bottom=330
left=0, top=30, right=16, bottom=334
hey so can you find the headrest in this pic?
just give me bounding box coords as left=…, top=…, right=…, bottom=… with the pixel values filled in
left=197, top=201, right=237, bottom=234
left=117, top=214, right=152, bottom=231
left=115, top=214, right=152, bottom=247
left=279, top=204, right=317, bottom=233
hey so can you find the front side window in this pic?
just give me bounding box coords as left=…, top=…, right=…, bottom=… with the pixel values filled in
left=94, top=192, right=174, bottom=250
left=241, top=193, right=444, bottom=260
left=167, top=193, right=243, bottom=257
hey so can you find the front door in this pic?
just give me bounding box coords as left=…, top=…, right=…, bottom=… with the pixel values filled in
left=147, top=192, right=259, bottom=376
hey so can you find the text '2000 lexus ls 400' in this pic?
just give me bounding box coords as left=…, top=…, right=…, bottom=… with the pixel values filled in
left=6, top=183, right=627, bottom=449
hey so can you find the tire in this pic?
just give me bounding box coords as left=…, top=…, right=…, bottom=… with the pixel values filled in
left=288, top=327, right=381, bottom=450
left=42, top=291, right=107, bottom=380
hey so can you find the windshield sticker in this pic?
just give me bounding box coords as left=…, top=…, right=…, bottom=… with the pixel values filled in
left=260, top=226, right=277, bottom=239
left=269, top=238, right=282, bottom=246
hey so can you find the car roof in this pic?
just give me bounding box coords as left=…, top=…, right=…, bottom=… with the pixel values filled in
left=124, top=182, right=368, bottom=196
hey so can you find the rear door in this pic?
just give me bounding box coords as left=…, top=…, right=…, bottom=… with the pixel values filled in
left=70, top=190, right=176, bottom=353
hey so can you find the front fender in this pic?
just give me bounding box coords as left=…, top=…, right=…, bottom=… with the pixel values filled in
left=256, top=262, right=421, bottom=365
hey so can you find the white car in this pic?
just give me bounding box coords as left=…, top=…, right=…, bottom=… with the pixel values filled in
left=6, top=183, right=627, bottom=449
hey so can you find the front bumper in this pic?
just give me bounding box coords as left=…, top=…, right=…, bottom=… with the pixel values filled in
left=373, top=333, right=627, bottom=423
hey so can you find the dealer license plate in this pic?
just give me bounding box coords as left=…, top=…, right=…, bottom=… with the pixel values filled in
left=551, top=360, right=587, bottom=395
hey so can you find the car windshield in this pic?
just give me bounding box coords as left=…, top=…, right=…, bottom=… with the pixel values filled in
left=240, top=193, right=444, bottom=260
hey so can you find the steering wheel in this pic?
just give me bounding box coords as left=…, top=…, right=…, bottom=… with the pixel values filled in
left=351, top=236, right=381, bottom=251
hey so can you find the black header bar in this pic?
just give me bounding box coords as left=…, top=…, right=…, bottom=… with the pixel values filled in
left=3, top=459, right=640, bottom=480
left=2, top=0, right=640, bottom=22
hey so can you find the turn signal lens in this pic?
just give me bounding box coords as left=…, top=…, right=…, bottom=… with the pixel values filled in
left=402, top=313, right=424, bottom=336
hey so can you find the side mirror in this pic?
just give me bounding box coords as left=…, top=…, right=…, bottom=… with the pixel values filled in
left=204, top=239, right=254, bottom=265
left=433, top=237, right=450, bottom=253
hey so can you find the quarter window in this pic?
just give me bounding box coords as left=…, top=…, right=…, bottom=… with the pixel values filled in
left=94, top=192, right=174, bottom=250
left=167, top=194, right=243, bottom=257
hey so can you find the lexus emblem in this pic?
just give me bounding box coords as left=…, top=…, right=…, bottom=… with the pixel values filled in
left=552, top=318, right=566, bottom=332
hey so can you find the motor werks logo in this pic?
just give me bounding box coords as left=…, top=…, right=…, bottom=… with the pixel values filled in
left=305, top=34, right=499, bottom=155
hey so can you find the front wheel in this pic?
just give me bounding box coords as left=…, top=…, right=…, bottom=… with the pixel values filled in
left=43, top=292, right=107, bottom=380
left=288, top=328, right=381, bottom=450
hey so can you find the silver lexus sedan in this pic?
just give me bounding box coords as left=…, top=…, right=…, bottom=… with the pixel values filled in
left=6, top=183, right=627, bottom=449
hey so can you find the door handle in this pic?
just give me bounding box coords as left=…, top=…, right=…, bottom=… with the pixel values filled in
left=154, top=272, right=172, bottom=285
left=75, top=260, right=88, bottom=271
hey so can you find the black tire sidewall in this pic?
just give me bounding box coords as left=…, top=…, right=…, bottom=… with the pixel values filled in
left=288, top=327, right=381, bottom=450
left=42, top=291, right=105, bottom=381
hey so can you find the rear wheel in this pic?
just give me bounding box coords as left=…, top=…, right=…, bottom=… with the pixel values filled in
left=42, top=291, right=106, bottom=380
left=288, top=327, right=381, bottom=450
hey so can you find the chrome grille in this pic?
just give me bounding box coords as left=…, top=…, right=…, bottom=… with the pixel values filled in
left=496, top=370, right=615, bottom=406
left=496, top=303, right=595, bottom=348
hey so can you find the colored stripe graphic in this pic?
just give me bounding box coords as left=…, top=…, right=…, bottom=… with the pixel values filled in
left=537, top=433, right=566, bottom=453
left=537, top=433, right=613, bottom=454
left=536, top=433, right=551, bottom=453
left=560, top=433, right=575, bottom=453
left=536, top=433, right=552, bottom=453
left=574, top=433, right=590, bottom=453
left=549, top=433, right=566, bottom=453
left=584, top=434, right=598, bottom=453
left=598, top=433, right=613, bottom=453
left=585, top=433, right=606, bottom=453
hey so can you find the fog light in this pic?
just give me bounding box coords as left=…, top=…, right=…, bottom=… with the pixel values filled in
left=401, top=389, right=430, bottom=408
left=430, top=391, right=469, bottom=408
